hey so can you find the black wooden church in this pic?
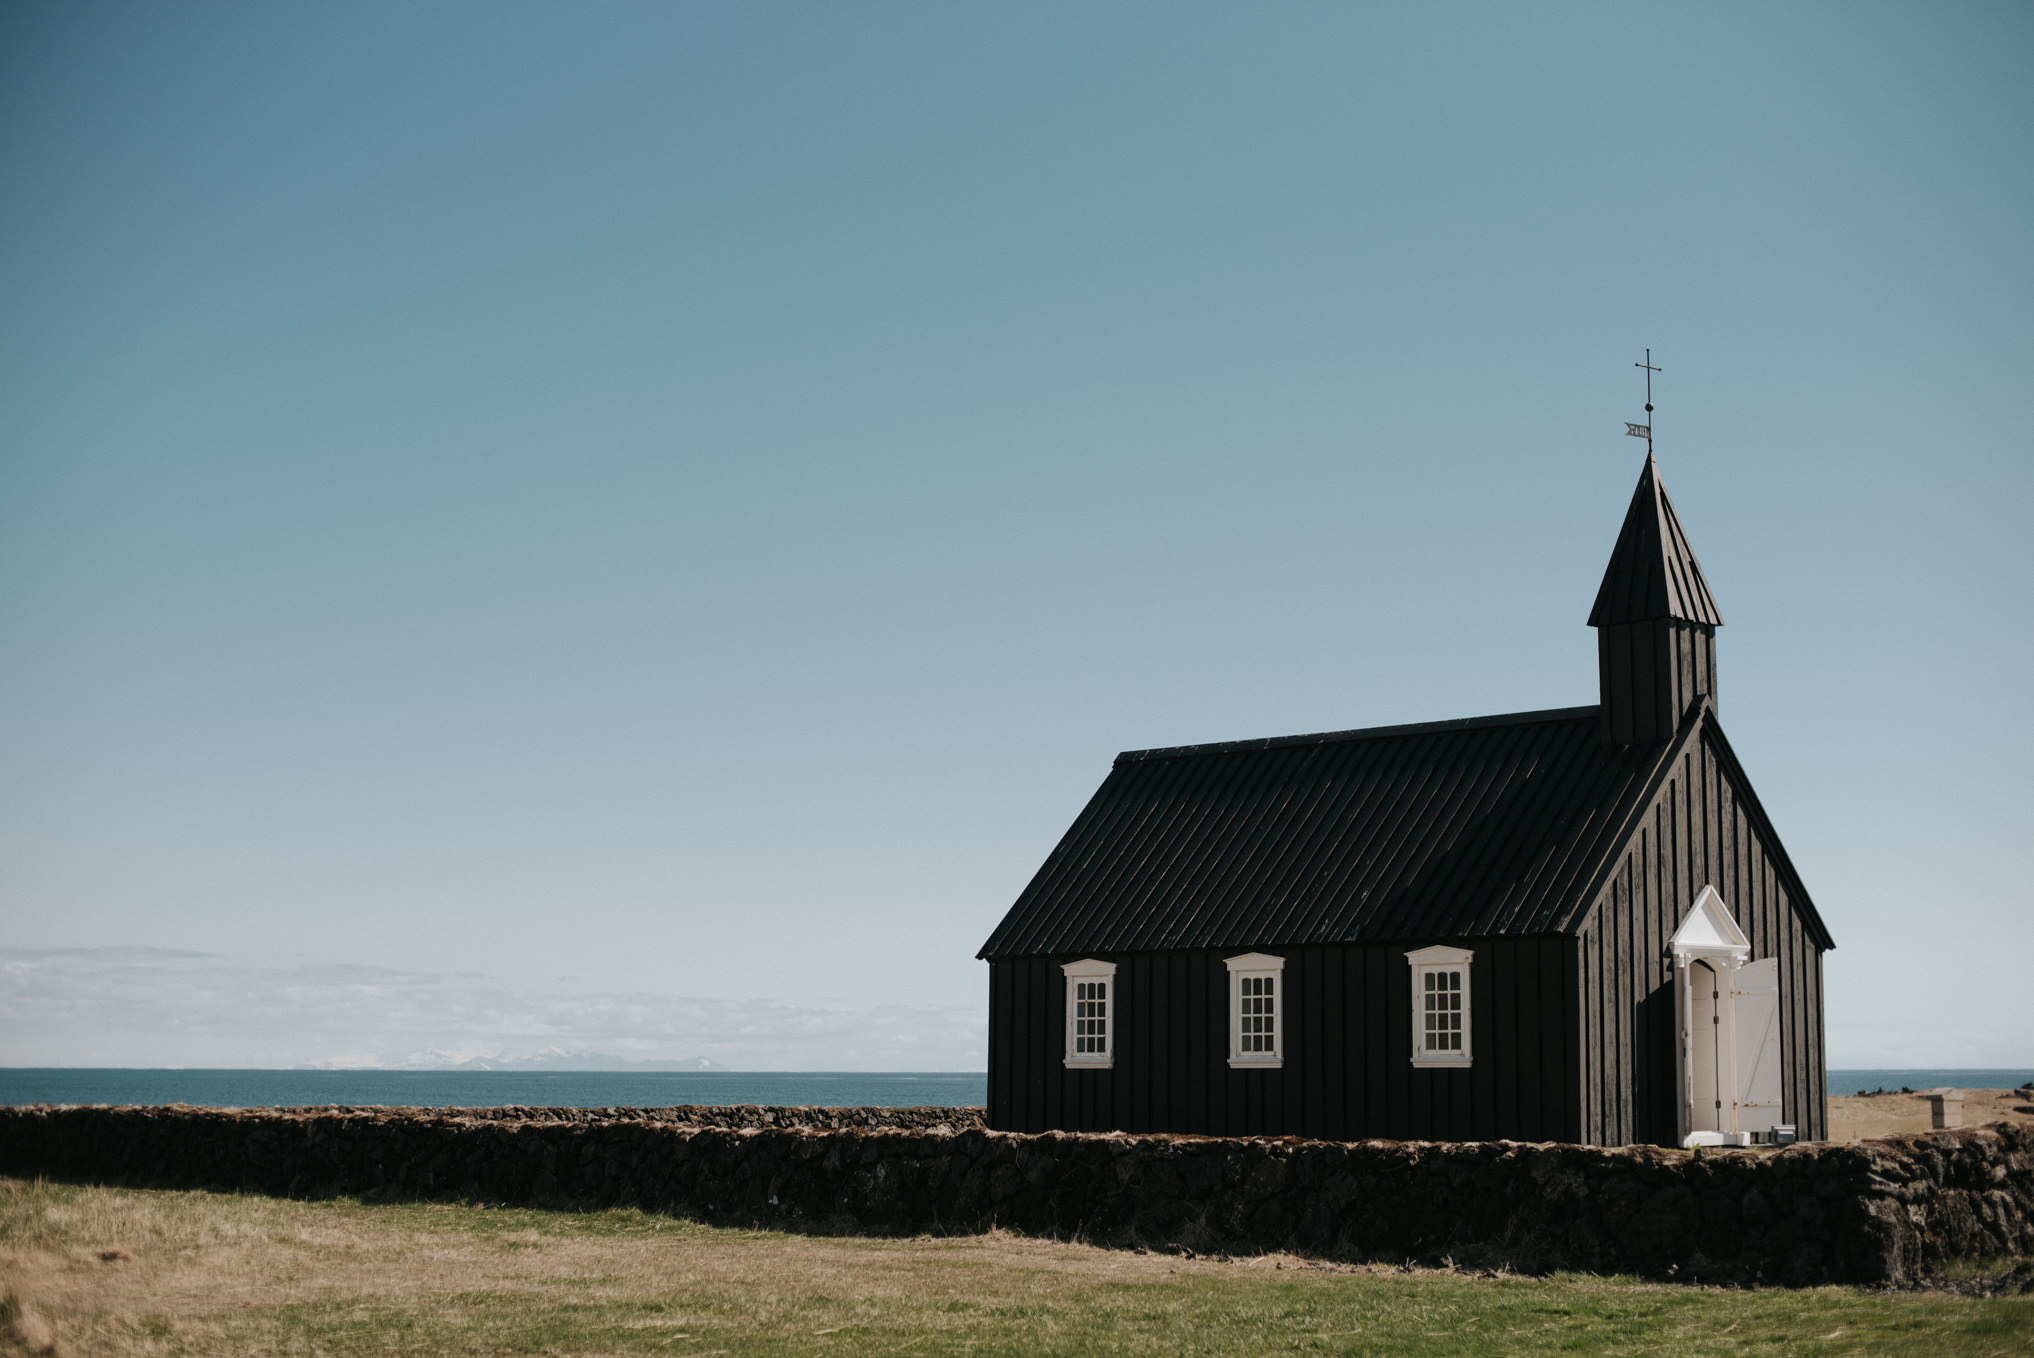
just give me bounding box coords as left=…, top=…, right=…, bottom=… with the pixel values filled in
left=978, top=455, right=1833, bottom=1147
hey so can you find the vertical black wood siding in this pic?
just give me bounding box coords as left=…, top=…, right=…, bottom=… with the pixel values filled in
left=1574, top=726, right=1828, bottom=1147
left=985, top=938, right=1581, bottom=1142
left=1597, top=619, right=1716, bottom=745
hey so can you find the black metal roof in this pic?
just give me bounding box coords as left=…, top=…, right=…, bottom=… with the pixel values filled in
left=979, top=705, right=1677, bottom=958
left=1588, top=454, right=1724, bottom=628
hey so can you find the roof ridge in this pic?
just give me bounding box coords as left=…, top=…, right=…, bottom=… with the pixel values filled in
left=1114, top=705, right=1603, bottom=766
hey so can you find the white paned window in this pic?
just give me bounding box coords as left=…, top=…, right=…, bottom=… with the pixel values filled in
left=1074, top=982, right=1109, bottom=1053
left=1422, top=970, right=1464, bottom=1051
left=1224, top=953, right=1285, bottom=1069
left=1406, top=945, right=1474, bottom=1067
left=1240, top=977, right=1275, bottom=1051
left=1061, top=958, right=1117, bottom=1069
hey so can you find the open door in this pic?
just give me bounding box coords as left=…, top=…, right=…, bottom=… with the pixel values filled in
left=1672, top=886, right=1751, bottom=1145
left=1732, top=957, right=1783, bottom=1138
left=1686, top=961, right=1723, bottom=1133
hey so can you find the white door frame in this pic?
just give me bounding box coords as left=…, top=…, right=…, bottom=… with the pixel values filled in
left=1670, top=885, right=1751, bottom=1145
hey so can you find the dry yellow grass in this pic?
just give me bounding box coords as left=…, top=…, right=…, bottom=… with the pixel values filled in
left=1829, top=1090, right=2034, bottom=1143
left=1, top=1176, right=2029, bottom=1356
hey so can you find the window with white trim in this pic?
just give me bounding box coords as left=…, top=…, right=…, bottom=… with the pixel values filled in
left=1405, top=945, right=1473, bottom=1067
left=1061, top=958, right=1116, bottom=1069
left=1224, top=953, right=1285, bottom=1068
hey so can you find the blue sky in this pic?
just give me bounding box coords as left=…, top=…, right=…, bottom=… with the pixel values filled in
left=1, top=2, right=2028, bottom=1069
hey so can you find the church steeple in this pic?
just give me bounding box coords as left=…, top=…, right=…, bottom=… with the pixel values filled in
left=1589, top=455, right=1723, bottom=744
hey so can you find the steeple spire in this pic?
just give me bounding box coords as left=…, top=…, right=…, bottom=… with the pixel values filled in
left=1590, top=456, right=1724, bottom=744
left=1588, top=453, right=1723, bottom=629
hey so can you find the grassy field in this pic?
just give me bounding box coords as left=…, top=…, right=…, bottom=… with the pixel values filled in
left=1, top=1178, right=2029, bottom=1356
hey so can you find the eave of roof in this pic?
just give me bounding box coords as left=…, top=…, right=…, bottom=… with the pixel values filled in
left=1551, top=702, right=1835, bottom=951
left=1553, top=695, right=1709, bottom=934
left=1697, top=712, right=1836, bottom=951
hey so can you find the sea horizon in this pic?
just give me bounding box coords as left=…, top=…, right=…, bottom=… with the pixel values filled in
left=3, top=1066, right=2029, bottom=1110
left=0, top=1068, right=989, bottom=1110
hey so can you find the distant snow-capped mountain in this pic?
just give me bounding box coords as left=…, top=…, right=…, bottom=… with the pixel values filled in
left=349, top=1049, right=731, bottom=1072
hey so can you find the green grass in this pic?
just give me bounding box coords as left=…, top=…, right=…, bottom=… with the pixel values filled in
left=1, top=1178, right=2028, bottom=1356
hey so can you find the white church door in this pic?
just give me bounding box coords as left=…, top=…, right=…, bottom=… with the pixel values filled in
left=1687, top=960, right=1724, bottom=1134
left=1732, top=957, right=1783, bottom=1137
left=1671, top=885, right=1753, bottom=1144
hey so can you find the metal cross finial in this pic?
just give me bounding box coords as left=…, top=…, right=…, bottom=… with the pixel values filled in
left=1628, top=349, right=1663, bottom=456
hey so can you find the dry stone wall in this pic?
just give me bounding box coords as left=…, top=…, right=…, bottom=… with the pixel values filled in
left=2, top=1106, right=2027, bottom=1287
left=257, top=1104, right=983, bottom=1131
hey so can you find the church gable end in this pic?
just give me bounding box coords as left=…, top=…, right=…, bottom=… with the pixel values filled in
left=1571, top=708, right=1831, bottom=1147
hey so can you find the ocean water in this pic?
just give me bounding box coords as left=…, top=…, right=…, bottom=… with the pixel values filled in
left=1825, top=1069, right=2032, bottom=1096
left=0, top=1069, right=986, bottom=1110
left=4, top=1068, right=2027, bottom=1110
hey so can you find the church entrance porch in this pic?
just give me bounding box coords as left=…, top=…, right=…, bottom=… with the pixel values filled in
left=1671, top=886, right=1786, bottom=1146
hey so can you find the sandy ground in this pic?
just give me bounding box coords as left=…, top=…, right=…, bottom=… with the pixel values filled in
left=1829, top=1087, right=2034, bottom=1143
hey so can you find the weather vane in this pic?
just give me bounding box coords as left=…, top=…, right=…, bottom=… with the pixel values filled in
left=1626, top=349, right=1661, bottom=456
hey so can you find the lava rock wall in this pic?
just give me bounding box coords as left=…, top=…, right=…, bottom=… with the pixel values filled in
left=250, top=1104, right=984, bottom=1131
left=2, top=1105, right=2026, bottom=1286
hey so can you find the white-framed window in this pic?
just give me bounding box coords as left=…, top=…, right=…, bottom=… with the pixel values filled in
left=1405, top=945, right=1473, bottom=1067
left=1224, top=953, right=1285, bottom=1069
left=1061, top=958, right=1117, bottom=1069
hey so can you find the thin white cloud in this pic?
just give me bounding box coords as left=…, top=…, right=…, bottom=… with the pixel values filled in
left=9, top=951, right=2019, bottom=1075
left=0, top=953, right=983, bottom=1071
left=0, top=946, right=217, bottom=961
